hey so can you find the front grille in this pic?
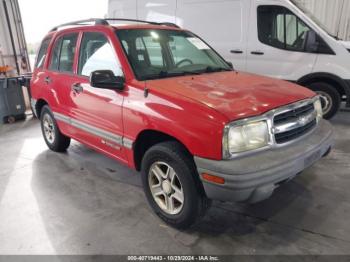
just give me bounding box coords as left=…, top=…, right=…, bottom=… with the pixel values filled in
left=275, top=119, right=317, bottom=144
left=273, top=102, right=317, bottom=144
left=274, top=103, right=314, bottom=125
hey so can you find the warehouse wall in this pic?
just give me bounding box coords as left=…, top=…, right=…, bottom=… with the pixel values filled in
left=0, top=0, right=30, bottom=76
left=108, top=0, right=350, bottom=41
left=293, top=0, right=350, bottom=41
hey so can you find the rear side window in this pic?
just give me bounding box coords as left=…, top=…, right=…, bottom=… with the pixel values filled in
left=35, top=38, right=51, bottom=68
left=49, top=33, right=78, bottom=73
left=49, top=38, right=62, bottom=71
left=78, top=32, right=122, bottom=77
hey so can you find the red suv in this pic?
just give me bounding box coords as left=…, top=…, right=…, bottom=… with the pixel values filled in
left=31, top=19, right=333, bottom=228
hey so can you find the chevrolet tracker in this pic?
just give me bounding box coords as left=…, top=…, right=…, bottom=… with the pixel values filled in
left=31, top=19, right=334, bottom=229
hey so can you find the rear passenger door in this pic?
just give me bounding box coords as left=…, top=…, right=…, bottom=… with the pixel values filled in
left=71, top=31, right=127, bottom=163
left=46, top=32, right=79, bottom=135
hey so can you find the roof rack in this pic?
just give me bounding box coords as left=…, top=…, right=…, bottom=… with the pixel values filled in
left=50, top=18, right=108, bottom=32
left=49, top=18, right=180, bottom=32
left=104, top=18, right=180, bottom=28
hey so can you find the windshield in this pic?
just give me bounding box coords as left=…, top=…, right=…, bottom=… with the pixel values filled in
left=116, top=29, right=232, bottom=80
left=290, top=0, right=338, bottom=39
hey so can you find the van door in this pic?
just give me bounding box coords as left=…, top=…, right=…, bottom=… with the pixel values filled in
left=176, top=0, right=249, bottom=71
left=246, top=3, right=317, bottom=80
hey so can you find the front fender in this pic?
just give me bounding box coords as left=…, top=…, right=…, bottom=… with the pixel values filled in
left=123, top=86, right=228, bottom=164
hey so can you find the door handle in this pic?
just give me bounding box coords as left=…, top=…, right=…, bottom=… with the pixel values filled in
left=71, top=83, right=83, bottom=93
left=230, top=49, right=243, bottom=54
left=44, top=76, right=52, bottom=84
left=251, top=51, right=265, bottom=55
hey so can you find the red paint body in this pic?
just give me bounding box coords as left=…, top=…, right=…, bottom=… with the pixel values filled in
left=31, top=24, right=316, bottom=168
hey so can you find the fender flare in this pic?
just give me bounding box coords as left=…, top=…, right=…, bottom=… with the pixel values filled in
left=297, top=72, right=350, bottom=106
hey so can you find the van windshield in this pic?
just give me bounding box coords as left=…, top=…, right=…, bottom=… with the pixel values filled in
left=116, top=29, right=232, bottom=81
left=290, top=0, right=340, bottom=39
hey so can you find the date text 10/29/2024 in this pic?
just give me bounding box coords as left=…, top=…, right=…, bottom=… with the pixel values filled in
left=127, top=256, right=219, bottom=261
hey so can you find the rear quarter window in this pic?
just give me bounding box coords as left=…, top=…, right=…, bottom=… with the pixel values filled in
left=35, top=37, right=51, bottom=69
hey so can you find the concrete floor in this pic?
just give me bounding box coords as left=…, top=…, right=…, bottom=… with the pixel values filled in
left=0, top=108, right=349, bottom=255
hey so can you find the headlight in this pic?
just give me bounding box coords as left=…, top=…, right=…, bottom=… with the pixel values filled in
left=223, top=120, right=269, bottom=158
left=314, top=98, right=323, bottom=121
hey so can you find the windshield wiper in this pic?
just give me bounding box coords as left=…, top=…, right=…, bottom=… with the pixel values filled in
left=144, top=67, right=231, bottom=80
left=145, top=70, right=201, bottom=80
left=202, top=66, right=232, bottom=73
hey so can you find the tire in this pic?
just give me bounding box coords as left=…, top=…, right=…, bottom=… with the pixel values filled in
left=141, top=141, right=210, bottom=229
left=40, top=105, right=70, bottom=152
left=308, top=82, right=341, bottom=119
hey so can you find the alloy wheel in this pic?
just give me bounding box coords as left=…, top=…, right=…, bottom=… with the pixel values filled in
left=148, top=161, right=184, bottom=215
left=316, top=91, right=333, bottom=115
left=43, top=113, right=55, bottom=144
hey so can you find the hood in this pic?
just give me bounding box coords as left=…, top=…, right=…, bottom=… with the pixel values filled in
left=147, top=71, right=315, bottom=121
left=339, top=40, right=350, bottom=51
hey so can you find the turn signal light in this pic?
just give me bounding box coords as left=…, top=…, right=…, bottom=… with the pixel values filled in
left=201, top=173, right=225, bottom=185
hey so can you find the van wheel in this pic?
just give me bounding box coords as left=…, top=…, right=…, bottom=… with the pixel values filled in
left=40, top=105, right=70, bottom=152
left=308, top=82, right=341, bottom=119
left=141, top=141, right=210, bottom=229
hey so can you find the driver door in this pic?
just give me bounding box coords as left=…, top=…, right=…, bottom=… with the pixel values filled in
left=70, top=30, right=127, bottom=163
left=246, top=4, right=318, bottom=81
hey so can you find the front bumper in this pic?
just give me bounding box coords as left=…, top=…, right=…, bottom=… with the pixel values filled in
left=194, top=120, right=334, bottom=203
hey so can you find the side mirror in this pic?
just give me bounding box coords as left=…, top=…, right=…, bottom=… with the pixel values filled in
left=90, top=70, right=125, bottom=90
left=226, top=61, right=234, bottom=69
left=305, top=31, right=319, bottom=53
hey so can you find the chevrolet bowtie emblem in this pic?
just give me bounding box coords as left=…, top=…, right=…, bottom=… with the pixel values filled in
left=298, top=115, right=309, bottom=126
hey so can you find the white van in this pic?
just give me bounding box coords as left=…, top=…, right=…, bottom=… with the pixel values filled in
left=108, top=0, right=350, bottom=119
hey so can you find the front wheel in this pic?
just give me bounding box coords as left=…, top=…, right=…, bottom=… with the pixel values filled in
left=308, top=82, right=341, bottom=119
left=141, top=141, right=210, bottom=229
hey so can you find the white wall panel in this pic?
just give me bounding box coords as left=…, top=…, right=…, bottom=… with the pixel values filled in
left=108, top=0, right=137, bottom=18
left=295, top=0, right=350, bottom=40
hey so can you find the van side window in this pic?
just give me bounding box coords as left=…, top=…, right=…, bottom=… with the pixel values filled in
left=78, top=32, right=123, bottom=77
left=49, top=33, right=78, bottom=73
left=35, top=37, right=51, bottom=68
left=258, top=5, right=313, bottom=52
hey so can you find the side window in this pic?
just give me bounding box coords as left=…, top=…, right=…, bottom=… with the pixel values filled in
left=258, top=5, right=313, bottom=52
left=49, top=33, right=78, bottom=72
left=49, top=38, right=62, bottom=71
left=58, top=34, right=78, bottom=73
left=78, top=32, right=123, bottom=77
left=35, top=38, right=51, bottom=69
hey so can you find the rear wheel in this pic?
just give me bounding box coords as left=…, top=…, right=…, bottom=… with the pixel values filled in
left=40, top=105, right=70, bottom=152
left=141, top=141, right=210, bottom=229
left=308, top=82, right=341, bottom=119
